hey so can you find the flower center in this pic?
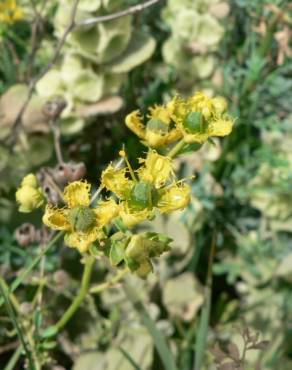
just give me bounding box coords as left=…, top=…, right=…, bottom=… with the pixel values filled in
left=183, top=111, right=205, bottom=134
left=146, top=119, right=168, bottom=133
left=128, top=182, right=159, bottom=211
left=68, top=206, right=96, bottom=232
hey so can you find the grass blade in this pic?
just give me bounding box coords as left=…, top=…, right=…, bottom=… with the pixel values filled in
left=4, top=346, right=23, bottom=370
left=119, top=347, right=142, bottom=370
left=0, top=278, right=35, bottom=370
left=123, top=279, right=178, bottom=370
left=194, top=233, right=216, bottom=370
left=0, top=232, right=63, bottom=309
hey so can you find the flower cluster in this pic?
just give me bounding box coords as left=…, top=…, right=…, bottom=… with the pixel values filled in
left=0, top=0, right=23, bottom=24
left=15, top=93, right=233, bottom=277
left=101, top=150, right=190, bottom=227
left=125, top=91, right=234, bottom=147
left=42, top=181, right=119, bottom=253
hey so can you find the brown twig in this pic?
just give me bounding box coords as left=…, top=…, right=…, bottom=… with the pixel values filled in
left=10, top=0, right=163, bottom=142
left=50, top=118, right=64, bottom=165
left=26, top=0, right=45, bottom=80
left=77, top=0, right=163, bottom=27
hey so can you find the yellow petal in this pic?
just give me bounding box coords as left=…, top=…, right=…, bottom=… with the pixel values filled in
left=125, top=110, right=146, bottom=140
left=164, top=128, right=183, bottom=145
left=63, top=181, right=91, bottom=208
left=158, top=183, right=191, bottom=213
left=207, top=118, right=234, bottom=137
left=94, top=198, right=120, bottom=228
left=148, top=104, right=171, bottom=124
left=42, top=206, right=70, bottom=230
left=145, top=130, right=167, bottom=147
left=183, top=132, right=210, bottom=144
left=65, top=228, right=103, bottom=253
left=137, top=150, right=174, bottom=188
left=120, top=204, right=152, bottom=228
left=101, top=165, right=133, bottom=199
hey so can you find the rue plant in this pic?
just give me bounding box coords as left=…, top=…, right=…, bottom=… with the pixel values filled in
left=13, top=91, right=234, bottom=368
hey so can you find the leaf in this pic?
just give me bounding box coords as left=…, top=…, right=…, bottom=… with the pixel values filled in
left=40, top=326, right=58, bottom=339
left=0, top=84, right=49, bottom=139
left=110, top=241, right=125, bottom=266
left=275, top=253, right=292, bottom=283
left=163, top=272, right=204, bottom=321
left=107, top=31, right=156, bottom=73
left=76, top=96, right=123, bottom=117
left=73, top=352, right=106, bottom=370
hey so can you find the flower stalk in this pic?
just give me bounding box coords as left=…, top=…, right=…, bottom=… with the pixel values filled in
left=53, top=254, right=95, bottom=332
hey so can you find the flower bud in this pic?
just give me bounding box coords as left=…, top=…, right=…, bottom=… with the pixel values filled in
left=16, top=184, right=44, bottom=213
left=212, top=97, right=227, bottom=114
left=21, top=173, right=38, bottom=188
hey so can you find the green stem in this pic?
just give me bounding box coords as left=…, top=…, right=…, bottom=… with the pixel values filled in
left=53, top=255, right=95, bottom=332
left=90, top=268, right=128, bottom=294
left=168, top=139, right=186, bottom=159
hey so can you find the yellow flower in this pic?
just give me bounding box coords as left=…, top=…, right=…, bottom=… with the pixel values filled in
left=101, top=165, right=132, bottom=199
left=120, top=205, right=152, bottom=228
left=171, top=92, right=234, bottom=144
left=0, top=0, right=23, bottom=24
left=101, top=150, right=190, bottom=227
left=125, top=104, right=182, bottom=148
left=16, top=174, right=44, bottom=213
left=137, top=150, right=174, bottom=188
left=158, top=183, right=191, bottom=213
left=42, top=181, right=119, bottom=253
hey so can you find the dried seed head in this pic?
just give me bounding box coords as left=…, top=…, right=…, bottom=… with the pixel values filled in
left=42, top=96, right=67, bottom=120
left=15, top=223, right=37, bottom=247
left=53, top=162, right=87, bottom=185
left=53, top=270, right=70, bottom=290
left=64, top=162, right=87, bottom=182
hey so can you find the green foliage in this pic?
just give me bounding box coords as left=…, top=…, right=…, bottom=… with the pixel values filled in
left=1, top=0, right=292, bottom=369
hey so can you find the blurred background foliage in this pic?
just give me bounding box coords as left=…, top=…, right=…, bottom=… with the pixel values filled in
left=0, top=0, right=291, bottom=369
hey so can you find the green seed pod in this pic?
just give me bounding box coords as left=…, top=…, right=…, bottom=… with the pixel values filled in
left=68, top=206, right=96, bottom=232
left=183, top=111, right=204, bottom=134
left=128, top=182, right=159, bottom=211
